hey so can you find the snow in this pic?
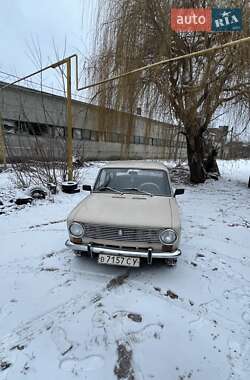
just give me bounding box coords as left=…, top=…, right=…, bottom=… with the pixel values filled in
left=218, top=159, right=250, bottom=183
left=0, top=160, right=250, bottom=380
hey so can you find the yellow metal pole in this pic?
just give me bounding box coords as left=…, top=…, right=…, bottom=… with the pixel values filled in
left=66, top=58, right=73, bottom=181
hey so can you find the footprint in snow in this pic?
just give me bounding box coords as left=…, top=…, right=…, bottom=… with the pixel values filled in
left=59, top=354, right=104, bottom=374
left=50, top=326, right=74, bottom=356
left=112, top=310, right=143, bottom=323
left=227, top=337, right=250, bottom=379
left=241, top=311, right=250, bottom=326
left=91, top=309, right=111, bottom=328
left=127, top=323, right=164, bottom=344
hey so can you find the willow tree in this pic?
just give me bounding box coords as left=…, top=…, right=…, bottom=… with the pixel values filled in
left=87, top=0, right=250, bottom=183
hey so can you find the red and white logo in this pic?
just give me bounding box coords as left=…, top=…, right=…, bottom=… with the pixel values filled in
left=171, top=8, right=211, bottom=32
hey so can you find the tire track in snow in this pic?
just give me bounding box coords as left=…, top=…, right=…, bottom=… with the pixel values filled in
left=1, top=250, right=248, bottom=351
left=0, top=287, right=107, bottom=359
left=0, top=270, right=130, bottom=360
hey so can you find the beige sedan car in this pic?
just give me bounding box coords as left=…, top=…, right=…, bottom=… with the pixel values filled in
left=65, top=162, right=184, bottom=267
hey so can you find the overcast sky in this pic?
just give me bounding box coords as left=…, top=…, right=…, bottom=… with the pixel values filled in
left=0, top=0, right=95, bottom=99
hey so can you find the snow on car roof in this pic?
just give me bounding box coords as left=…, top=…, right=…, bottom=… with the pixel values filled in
left=102, top=161, right=169, bottom=171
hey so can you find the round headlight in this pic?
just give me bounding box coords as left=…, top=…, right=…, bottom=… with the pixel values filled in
left=159, top=229, right=177, bottom=245
left=69, top=222, right=84, bottom=237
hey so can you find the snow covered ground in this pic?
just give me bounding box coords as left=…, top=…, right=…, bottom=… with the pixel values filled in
left=0, top=160, right=249, bottom=380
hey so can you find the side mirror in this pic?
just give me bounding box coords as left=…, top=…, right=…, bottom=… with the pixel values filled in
left=174, top=188, right=185, bottom=197
left=82, top=185, right=92, bottom=192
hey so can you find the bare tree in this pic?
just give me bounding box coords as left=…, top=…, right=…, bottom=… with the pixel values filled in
left=87, top=0, right=250, bottom=183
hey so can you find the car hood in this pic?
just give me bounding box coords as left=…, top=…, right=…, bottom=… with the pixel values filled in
left=68, top=193, right=179, bottom=229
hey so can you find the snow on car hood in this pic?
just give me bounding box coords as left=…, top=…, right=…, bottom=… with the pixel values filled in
left=68, top=192, right=178, bottom=229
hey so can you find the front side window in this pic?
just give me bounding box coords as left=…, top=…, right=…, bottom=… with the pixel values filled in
left=94, top=168, right=171, bottom=196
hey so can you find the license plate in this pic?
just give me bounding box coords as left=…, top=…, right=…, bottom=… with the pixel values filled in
left=98, top=254, right=140, bottom=267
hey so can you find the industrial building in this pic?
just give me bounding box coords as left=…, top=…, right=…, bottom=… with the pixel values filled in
left=0, top=81, right=228, bottom=162
left=0, top=81, right=187, bottom=162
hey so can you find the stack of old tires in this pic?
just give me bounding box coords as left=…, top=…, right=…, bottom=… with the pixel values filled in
left=61, top=181, right=80, bottom=194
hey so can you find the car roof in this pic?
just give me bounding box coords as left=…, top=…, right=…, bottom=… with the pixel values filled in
left=102, top=161, right=169, bottom=171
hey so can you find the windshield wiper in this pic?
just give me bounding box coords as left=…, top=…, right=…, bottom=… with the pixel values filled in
left=122, top=187, right=153, bottom=196
left=97, top=186, right=123, bottom=194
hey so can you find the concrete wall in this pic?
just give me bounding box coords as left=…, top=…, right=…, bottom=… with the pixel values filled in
left=4, top=134, right=186, bottom=162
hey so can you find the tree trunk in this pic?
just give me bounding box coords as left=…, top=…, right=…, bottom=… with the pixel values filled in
left=186, top=132, right=206, bottom=184
left=204, top=148, right=220, bottom=175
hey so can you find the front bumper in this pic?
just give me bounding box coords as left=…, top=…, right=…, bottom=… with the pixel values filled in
left=65, top=239, right=181, bottom=264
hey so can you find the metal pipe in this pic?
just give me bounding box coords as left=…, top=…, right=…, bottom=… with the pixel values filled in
left=1, top=36, right=250, bottom=94
left=77, top=36, right=250, bottom=91
left=0, top=54, right=77, bottom=92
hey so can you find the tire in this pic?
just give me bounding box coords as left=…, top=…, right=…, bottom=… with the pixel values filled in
left=61, top=181, right=78, bottom=193
left=15, top=197, right=33, bottom=205
left=29, top=187, right=47, bottom=200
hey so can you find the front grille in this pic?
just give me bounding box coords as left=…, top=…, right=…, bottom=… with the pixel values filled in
left=84, top=224, right=161, bottom=243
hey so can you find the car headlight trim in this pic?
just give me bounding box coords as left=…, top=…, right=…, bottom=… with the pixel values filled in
left=159, top=229, right=177, bottom=245
left=69, top=222, right=84, bottom=237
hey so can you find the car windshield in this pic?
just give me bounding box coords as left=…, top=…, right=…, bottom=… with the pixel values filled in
left=94, top=168, right=171, bottom=196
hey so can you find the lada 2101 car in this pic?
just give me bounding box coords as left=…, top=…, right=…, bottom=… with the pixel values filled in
left=65, top=162, right=184, bottom=267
